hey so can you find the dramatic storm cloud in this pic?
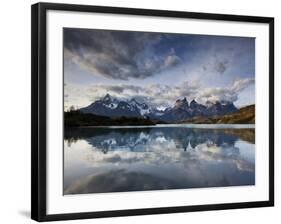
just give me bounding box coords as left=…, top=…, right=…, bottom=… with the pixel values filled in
left=64, top=29, right=181, bottom=80
left=64, top=28, right=255, bottom=110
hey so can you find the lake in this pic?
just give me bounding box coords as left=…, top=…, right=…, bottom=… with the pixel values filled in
left=64, top=124, right=255, bottom=195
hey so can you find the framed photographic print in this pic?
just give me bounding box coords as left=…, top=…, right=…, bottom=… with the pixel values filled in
left=31, top=2, right=274, bottom=222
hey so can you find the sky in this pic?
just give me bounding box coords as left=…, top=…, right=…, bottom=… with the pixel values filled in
left=64, top=28, right=255, bottom=111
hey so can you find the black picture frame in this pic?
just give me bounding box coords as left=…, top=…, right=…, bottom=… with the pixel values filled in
left=31, top=2, right=274, bottom=222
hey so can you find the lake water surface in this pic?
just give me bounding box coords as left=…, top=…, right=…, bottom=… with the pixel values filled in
left=64, top=124, right=255, bottom=195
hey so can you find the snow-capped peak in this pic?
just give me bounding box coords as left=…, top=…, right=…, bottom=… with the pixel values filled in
left=103, top=93, right=111, bottom=102
left=127, top=98, right=151, bottom=115
left=80, top=94, right=238, bottom=122
left=128, top=98, right=139, bottom=106
left=101, top=94, right=119, bottom=109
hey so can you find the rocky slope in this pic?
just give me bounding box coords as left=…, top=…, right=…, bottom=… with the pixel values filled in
left=79, top=94, right=239, bottom=123
left=183, top=104, right=255, bottom=124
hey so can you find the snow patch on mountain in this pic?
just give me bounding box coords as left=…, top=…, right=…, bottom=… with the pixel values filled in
left=79, top=94, right=238, bottom=122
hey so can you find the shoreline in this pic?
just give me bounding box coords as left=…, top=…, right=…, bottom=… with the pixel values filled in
left=67, top=123, right=255, bottom=129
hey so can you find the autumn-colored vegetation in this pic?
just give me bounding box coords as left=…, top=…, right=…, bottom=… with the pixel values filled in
left=184, top=105, right=255, bottom=124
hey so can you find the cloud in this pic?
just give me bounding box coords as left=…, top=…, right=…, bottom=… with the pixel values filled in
left=95, top=81, right=199, bottom=108
left=198, top=36, right=254, bottom=77
left=231, top=78, right=255, bottom=92
left=64, top=77, right=254, bottom=110
left=164, top=55, right=181, bottom=68
left=214, top=60, right=228, bottom=74
left=199, top=78, right=255, bottom=103
left=64, top=28, right=182, bottom=80
left=201, top=55, right=230, bottom=75
left=64, top=80, right=200, bottom=109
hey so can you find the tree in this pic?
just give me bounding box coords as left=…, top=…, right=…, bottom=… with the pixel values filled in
left=69, top=105, right=75, bottom=112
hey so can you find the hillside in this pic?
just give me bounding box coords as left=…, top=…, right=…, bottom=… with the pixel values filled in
left=183, top=104, right=255, bottom=124
left=64, top=110, right=158, bottom=127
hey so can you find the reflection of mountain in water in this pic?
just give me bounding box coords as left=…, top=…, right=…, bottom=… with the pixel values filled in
left=65, top=127, right=254, bottom=154
left=64, top=126, right=255, bottom=194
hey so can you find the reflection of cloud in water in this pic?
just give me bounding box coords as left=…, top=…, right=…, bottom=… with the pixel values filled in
left=84, top=142, right=254, bottom=172
left=64, top=126, right=255, bottom=194
left=65, top=169, right=188, bottom=194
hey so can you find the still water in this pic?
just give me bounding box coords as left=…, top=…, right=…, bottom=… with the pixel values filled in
left=64, top=124, right=255, bottom=195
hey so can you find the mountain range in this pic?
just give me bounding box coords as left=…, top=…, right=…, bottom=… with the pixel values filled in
left=79, top=94, right=238, bottom=123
